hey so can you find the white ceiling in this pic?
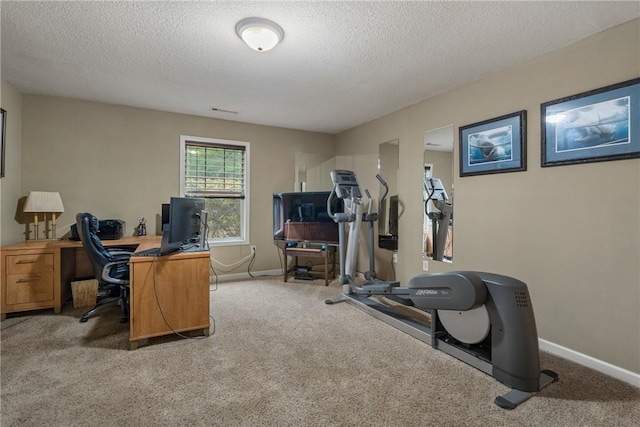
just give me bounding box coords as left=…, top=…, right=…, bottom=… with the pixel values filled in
left=2, top=1, right=638, bottom=135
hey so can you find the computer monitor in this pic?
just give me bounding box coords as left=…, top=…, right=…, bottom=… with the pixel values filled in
left=168, top=196, right=205, bottom=246
left=161, top=203, right=170, bottom=228
left=388, top=195, right=399, bottom=236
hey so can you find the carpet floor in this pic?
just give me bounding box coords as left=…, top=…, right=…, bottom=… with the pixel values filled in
left=1, top=277, right=639, bottom=426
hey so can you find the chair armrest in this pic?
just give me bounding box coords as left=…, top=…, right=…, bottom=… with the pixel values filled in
left=106, top=247, right=135, bottom=254
left=107, top=249, right=134, bottom=261
left=102, top=260, right=130, bottom=286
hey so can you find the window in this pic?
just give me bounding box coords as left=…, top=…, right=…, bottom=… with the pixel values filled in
left=180, top=136, right=250, bottom=245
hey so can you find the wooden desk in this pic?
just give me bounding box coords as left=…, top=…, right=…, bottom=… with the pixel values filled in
left=0, top=236, right=152, bottom=318
left=1, top=237, right=210, bottom=350
left=128, top=240, right=210, bottom=349
left=283, top=245, right=336, bottom=286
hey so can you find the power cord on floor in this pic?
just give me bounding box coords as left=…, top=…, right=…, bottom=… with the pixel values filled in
left=210, top=251, right=254, bottom=270
left=248, top=247, right=282, bottom=278
left=0, top=315, right=35, bottom=331
left=209, top=249, right=253, bottom=286
left=247, top=250, right=256, bottom=277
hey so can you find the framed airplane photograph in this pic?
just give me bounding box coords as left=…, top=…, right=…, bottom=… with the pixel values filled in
left=541, top=78, right=640, bottom=167
left=459, top=110, right=527, bottom=177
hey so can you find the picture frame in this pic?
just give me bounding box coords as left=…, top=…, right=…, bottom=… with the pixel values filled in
left=459, top=110, right=526, bottom=177
left=541, top=78, right=640, bottom=167
left=1, top=108, right=6, bottom=178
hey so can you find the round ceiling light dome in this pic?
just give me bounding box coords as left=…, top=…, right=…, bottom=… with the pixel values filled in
left=235, top=17, right=284, bottom=52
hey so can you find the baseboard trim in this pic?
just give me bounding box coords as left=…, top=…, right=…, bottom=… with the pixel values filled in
left=210, top=269, right=282, bottom=284
left=207, top=274, right=640, bottom=387
left=539, top=338, right=640, bottom=388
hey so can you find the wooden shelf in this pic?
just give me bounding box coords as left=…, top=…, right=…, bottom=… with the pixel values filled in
left=283, top=245, right=336, bottom=286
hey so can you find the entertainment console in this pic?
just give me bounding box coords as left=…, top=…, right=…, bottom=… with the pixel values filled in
left=273, top=191, right=343, bottom=244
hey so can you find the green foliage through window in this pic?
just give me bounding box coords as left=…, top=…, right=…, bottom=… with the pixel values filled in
left=183, top=139, right=247, bottom=241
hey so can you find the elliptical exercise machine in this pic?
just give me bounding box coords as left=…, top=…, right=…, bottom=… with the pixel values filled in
left=424, top=177, right=453, bottom=262
left=361, top=173, right=393, bottom=281
left=325, top=169, right=558, bottom=409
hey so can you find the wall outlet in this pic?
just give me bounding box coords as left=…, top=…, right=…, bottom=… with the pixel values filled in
left=392, top=252, right=398, bottom=263
left=422, top=260, right=429, bottom=271
left=250, top=245, right=256, bottom=253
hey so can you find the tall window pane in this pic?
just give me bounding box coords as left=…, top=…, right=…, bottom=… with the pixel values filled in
left=181, top=136, right=249, bottom=244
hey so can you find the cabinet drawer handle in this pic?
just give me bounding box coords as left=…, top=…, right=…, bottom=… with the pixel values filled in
left=17, top=260, right=37, bottom=264
left=17, top=277, right=41, bottom=283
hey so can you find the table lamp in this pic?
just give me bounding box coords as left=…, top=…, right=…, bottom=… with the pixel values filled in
left=24, top=191, right=65, bottom=241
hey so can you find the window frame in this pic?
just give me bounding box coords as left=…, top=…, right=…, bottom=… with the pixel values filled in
left=180, top=135, right=250, bottom=247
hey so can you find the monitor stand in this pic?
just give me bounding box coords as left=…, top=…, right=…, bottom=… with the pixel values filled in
left=199, top=210, right=209, bottom=250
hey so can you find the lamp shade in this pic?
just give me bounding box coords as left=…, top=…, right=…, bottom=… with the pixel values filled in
left=24, top=191, right=65, bottom=213
left=235, top=17, right=284, bottom=52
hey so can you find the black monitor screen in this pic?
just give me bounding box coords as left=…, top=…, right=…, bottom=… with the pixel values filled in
left=168, top=197, right=205, bottom=244
left=388, top=195, right=399, bottom=236
left=161, top=203, right=170, bottom=227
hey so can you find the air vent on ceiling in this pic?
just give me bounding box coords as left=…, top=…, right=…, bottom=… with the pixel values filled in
left=211, top=107, right=239, bottom=115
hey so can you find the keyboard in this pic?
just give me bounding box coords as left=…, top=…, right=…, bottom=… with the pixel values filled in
left=133, top=247, right=161, bottom=256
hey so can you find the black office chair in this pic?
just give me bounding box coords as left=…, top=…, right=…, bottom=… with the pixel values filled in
left=75, top=212, right=133, bottom=323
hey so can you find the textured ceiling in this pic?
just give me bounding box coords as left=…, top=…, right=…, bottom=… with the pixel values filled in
left=2, top=1, right=639, bottom=134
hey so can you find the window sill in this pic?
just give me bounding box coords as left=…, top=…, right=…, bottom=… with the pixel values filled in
left=206, top=239, right=249, bottom=248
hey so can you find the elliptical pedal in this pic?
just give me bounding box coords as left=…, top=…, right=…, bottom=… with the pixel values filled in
left=361, top=281, right=400, bottom=292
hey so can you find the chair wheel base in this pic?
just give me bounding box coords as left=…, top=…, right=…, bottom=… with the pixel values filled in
left=79, top=317, right=89, bottom=323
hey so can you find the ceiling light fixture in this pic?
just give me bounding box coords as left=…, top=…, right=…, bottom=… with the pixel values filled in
left=235, top=17, right=284, bottom=52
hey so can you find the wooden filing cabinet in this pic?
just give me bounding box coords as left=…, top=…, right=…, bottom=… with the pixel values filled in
left=128, top=249, right=210, bottom=349
left=1, top=245, right=64, bottom=319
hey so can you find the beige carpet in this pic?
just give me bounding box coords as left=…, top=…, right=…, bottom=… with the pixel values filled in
left=1, top=277, right=639, bottom=426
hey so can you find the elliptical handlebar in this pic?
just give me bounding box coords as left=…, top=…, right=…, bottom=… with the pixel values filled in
left=327, top=183, right=336, bottom=218
left=424, top=177, right=435, bottom=202
left=424, top=177, right=436, bottom=215
left=327, top=183, right=355, bottom=224
left=364, top=188, right=373, bottom=215
left=424, top=177, right=451, bottom=215
left=376, top=174, right=389, bottom=215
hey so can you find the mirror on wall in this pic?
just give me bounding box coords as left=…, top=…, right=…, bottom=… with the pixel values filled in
left=294, top=152, right=335, bottom=192
left=377, top=139, right=399, bottom=251
left=423, top=126, right=454, bottom=262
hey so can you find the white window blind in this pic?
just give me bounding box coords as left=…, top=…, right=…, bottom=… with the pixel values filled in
left=184, top=142, right=246, bottom=199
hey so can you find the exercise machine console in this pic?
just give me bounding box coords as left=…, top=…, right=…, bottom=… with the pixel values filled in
left=325, top=169, right=558, bottom=409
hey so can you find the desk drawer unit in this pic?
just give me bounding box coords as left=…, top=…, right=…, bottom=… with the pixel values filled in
left=7, top=253, right=54, bottom=274
left=1, top=249, right=61, bottom=317
left=6, top=272, right=55, bottom=305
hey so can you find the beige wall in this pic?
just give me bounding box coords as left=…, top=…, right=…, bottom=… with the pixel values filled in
left=6, top=19, right=639, bottom=375
left=17, top=97, right=335, bottom=271
left=0, top=80, right=23, bottom=245
left=336, top=19, right=640, bottom=373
